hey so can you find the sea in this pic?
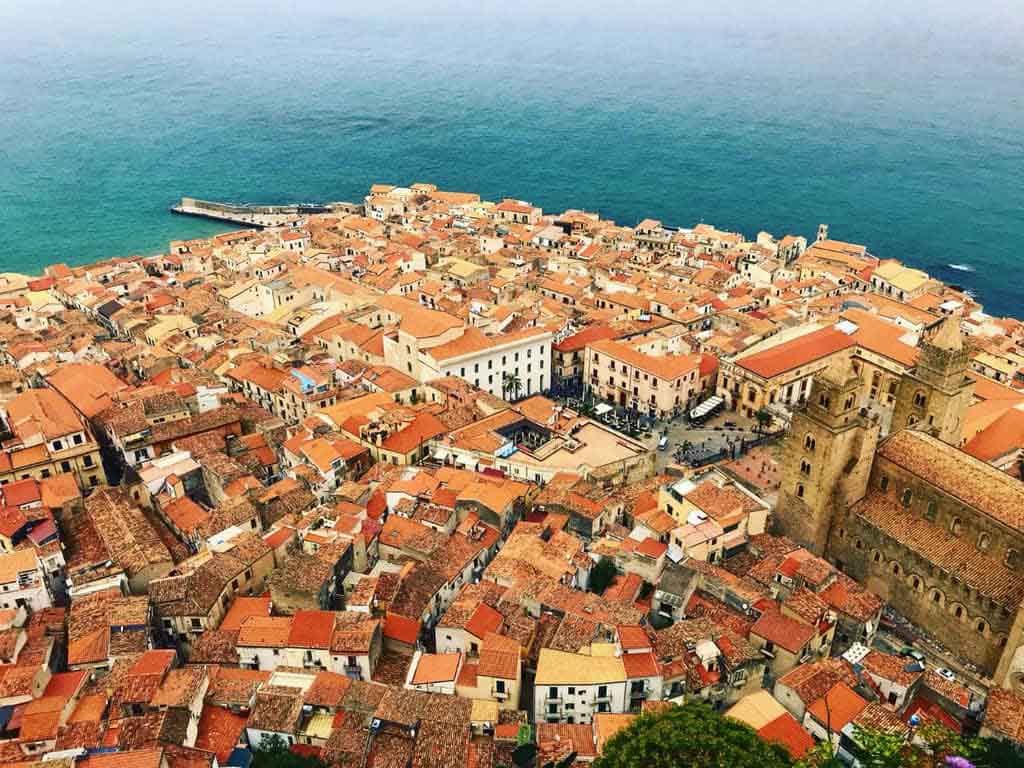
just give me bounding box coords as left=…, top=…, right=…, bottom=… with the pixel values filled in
left=1, top=0, right=1022, bottom=315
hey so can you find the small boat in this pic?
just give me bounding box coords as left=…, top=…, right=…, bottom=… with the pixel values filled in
left=947, top=263, right=975, bottom=272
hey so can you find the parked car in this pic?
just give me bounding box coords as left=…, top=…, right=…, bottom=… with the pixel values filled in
left=935, top=667, right=957, bottom=682
left=658, top=436, right=669, bottom=451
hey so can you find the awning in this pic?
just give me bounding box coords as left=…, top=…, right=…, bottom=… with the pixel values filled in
left=594, top=403, right=614, bottom=416
left=432, top=448, right=449, bottom=462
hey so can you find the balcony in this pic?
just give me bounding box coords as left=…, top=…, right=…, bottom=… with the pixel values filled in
left=491, top=688, right=509, bottom=701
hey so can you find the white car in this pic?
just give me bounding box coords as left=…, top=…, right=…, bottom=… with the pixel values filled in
left=935, top=667, right=957, bottom=682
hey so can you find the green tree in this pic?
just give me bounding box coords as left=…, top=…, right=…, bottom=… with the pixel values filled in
left=796, top=722, right=1016, bottom=768
left=754, top=408, right=773, bottom=434
left=594, top=702, right=793, bottom=768
left=251, top=733, right=327, bottom=768
left=503, top=372, right=523, bottom=401
left=589, top=556, right=618, bottom=595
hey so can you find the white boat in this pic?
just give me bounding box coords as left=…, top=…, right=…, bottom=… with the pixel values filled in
left=947, top=263, right=974, bottom=272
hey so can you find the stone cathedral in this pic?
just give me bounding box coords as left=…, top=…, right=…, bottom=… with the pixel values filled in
left=775, top=316, right=1024, bottom=690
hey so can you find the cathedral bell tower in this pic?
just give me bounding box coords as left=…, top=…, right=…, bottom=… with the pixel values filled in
left=775, top=355, right=880, bottom=556
left=892, top=317, right=973, bottom=446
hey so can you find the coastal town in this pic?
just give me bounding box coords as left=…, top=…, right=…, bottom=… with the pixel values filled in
left=0, top=182, right=1022, bottom=766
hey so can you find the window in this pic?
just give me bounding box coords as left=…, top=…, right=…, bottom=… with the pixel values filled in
left=925, top=500, right=937, bottom=520
left=901, top=489, right=913, bottom=507
left=880, top=475, right=889, bottom=491
left=978, top=533, right=991, bottom=552
left=954, top=605, right=964, bottom=619
left=951, top=517, right=963, bottom=536
left=976, top=619, right=987, bottom=634
left=1006, top=549, right=1020, bottom=570
left=61, top=461, right=72, bottom=472
left=800, top=460, right=812, bottom=476
left=913, top=391, right=927, bottom=407
left=73, top=433, right=83, bottom=445
left=804, top=435, right=816, bottom=452
left=191, top=618, right=202, bottom=629
left=931, top=589, right=942, bottom=604
left=796, top=483, right=805, bottom=499
left=83, top=455, right=94, bottom=467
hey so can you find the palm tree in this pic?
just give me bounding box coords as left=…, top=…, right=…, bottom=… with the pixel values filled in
left=503, top=372, right=523, bottom=401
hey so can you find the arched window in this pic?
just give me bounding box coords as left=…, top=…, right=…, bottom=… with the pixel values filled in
left=891, top=562, right=901, bottom=576
left=953, top=604, right=964, bottom=619
left=880, top=475, right=889, bottom=492
left=855, top=539, right=864, bottom=550
left=844, top=395, right=855, bottom=410
left=976, top=619, right=988, bottom=635
left=872, top=550, right=882, bottom=563
left=978, top=533, right=991, bottom=552
left=804, top=434, right=816, bottom=452
left=796, top=483, right=805, bottom=499
left=911, top=575, right=922, bottom=591
left=908, top=414, right=919, bottom=427
left=951, top=517, right=963, bottom=536
left=925, top=500, right=938, bottom=520
left=901, top=489, right=913, bottom=507
left=913, top=391, right=927, bottom=408
left=800, top=460, right=812, bottom=476
left=1006, top=549, right=1020, bottom=570
left=930, top=589, right=943, bottom=605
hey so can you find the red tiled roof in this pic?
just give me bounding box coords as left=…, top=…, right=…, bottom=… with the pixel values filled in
left=287, top=610, right=336, bottom=649
left=465, top=603, right=503, bottom=641
left=737, top=327, right=854, bottom=378
left=750, top=609, right=815, bottom=654
left=128, top=649, right=176, bottom=677
left=807, top=682, right=868, bottom=730
left=383, top=612, right=420, bottom=646
left=2, top=478, right=40, bottom=507
left=622, top=651, right=659, bottom=679
left=43, top=670, right=88, bottom=698
left=758, top=713, right=815, bottom=759
left=195, top=704, right=247, bottom=763
left=553, top=325, right=618, bottom=353
left=616, top=625, right=651, bottom=652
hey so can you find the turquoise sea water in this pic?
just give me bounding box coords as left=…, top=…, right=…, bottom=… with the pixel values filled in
left=1, top=1, right=1022, bottom=315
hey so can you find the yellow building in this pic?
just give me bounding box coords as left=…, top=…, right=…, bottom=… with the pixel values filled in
left=1, top=389, right=105, bottom=490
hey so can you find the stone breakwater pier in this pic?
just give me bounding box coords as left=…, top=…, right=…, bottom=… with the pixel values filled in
left=170, top=197, right=357, bottom=228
